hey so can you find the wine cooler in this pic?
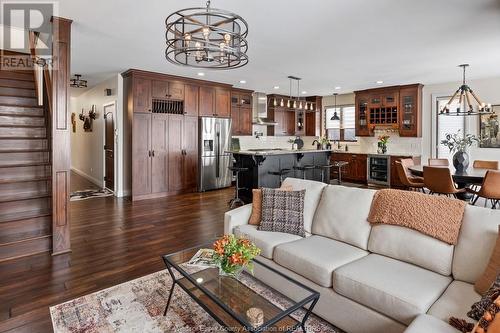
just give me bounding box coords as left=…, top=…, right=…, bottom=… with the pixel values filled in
left=367, top=155, right=391, bottom=186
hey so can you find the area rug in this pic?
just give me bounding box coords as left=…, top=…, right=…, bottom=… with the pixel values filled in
left=70, top=188, right=113, bottom=201
left=50, top=267, right=342, bottom=333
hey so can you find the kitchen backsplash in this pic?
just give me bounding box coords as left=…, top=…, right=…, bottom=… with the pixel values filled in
left=356, top=129, right=422, bottom=155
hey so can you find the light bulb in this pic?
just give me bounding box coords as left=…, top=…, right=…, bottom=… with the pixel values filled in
left=219, top=42, right=226, bottom=51
left=202, top=26, right=210, bottom=39
left=293, top=100, right=297, bottom=108
left=280, top=99, right=284, bottom=107
left=195, top=42, right=202, bottom=49
left=299, top=101, right=303, bottom=109
left=273, top=99, right=277, bottom=106
left=287, top=100, right=290, bottom=108
left=224, top=33, right=231, bottom=43
left=184, top=33, right=192, bottom=41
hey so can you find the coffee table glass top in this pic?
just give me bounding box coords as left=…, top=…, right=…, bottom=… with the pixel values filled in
left=162, top=244, right=320, bottom=332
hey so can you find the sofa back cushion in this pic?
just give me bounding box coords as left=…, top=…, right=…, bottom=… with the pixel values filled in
left=453, top=205, right=500, bottom=283
left=281, top=178, right=327, bottom=234
left=368, top=224, right=454, bottom=275
left=312, top=185, right=375, bottom=250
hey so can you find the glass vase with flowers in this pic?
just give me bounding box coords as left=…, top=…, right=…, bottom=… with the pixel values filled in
left=212, top=235, right=261, bottom=279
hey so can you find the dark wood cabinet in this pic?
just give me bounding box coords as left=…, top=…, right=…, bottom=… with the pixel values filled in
left=151, top=114, right=169, bottom=193
left=230, top=90, right=253, bottom=136
left=152, top=80, right=185, bottom=100
left=168, top=114, right=184, bottom=191
left=133, top=78, right=152, bottom=113
left=355, top=84, right=423, bottom=137
left=215, top=88, right=231, bottom=117
left=273, top=109, right=296, bottom=136
left=184, top=84, right=199, bottom=116
left=305, top=111, right=320, bottom=136
left=331, top=153, right=367, bottom=183
left=199, top=86, right=215, bottom=116
left=183, top=116, right=199, bottom=189
left=132, top=113, right=152, bottom=196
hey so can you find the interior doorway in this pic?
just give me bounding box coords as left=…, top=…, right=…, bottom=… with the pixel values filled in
left=103, top=102, right=117, bottom=192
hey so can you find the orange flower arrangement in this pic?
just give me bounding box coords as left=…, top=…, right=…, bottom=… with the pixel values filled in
left=212, top=234, right=260, bottom=278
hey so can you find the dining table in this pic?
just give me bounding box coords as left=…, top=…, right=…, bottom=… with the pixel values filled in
left=408, top=165, right=488, bottom=200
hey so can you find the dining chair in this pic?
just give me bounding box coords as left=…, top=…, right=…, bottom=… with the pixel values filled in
left=395, top=160, right=425, bottom=192
left=473, top=160, right=499, bottom=170
left=423, top=166, right=465, bottom=198
left=466, top=170, right=500, bottom=209
left=428, top=158, right=450, bottom=167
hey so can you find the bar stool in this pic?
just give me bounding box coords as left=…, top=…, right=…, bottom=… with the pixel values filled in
left=332, top=161, right=349, bottom=184
left=268, top=168, right=292, bottom=186
left=293, top=165, right=315, bottom=180
left=316, top=164, right=335, bottom=183
left=228, top=166, right=248, bottom=209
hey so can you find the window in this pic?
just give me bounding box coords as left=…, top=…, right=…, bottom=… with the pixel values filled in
left=325, top=105, right=356, bottom=141
left=436, top=97, right=465, bottom=161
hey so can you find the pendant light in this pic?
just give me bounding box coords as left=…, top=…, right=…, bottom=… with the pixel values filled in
left=330, top=93, right=340, bottom=121
left=440, top=64, right=492, bottom=116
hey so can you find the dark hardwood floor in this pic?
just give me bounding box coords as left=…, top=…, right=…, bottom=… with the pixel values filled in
left=0, top=172, right=233, bottom=332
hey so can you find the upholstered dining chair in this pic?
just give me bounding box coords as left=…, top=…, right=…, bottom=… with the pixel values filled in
left=395, top=160, right=426, bottom=192
left=423, top=166, right=465, bottom=198
left=467, top=170, right=500, bottom=209
left=473, top=160, right=499, bottom=170
left=428, top=158, right=450, bottom=167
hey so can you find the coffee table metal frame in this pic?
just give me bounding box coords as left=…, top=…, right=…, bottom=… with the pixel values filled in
left=162, top=245, right=320, bottom=333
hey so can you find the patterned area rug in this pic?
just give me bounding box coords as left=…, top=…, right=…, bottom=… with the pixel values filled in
left=50, top=268, right=341, bottom=333
left=70, top=188, right=114, bottom=201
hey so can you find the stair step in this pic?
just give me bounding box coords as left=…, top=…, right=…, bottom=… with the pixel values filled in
left=0, top=197, right=50, bottom=219
left=0, top=126, right=46, bottom=138
left=0, top=71, right=34, bottom=82
left=0, top=104, right=44, bottom=116
left=0, top=123, right=45, bottom=128
left=0, top=95, right=39, bottom=107
left=0, top=138, right=48, bottom=152
left=0, top=161, right=50, bottom=168
left=0, top=215, right=51, bottom=245
left=0, top=164, right=51, bottom=181
left=0, top=209, right=51, bottom=224
left=0, top=234, right=51, bottom=262
left=0, top=151, right=49, bottom=167
left=0, top=180, right=51, bottom=198
left=0, top=192, right=50, bottom=203
left=0, top=176, right=50, bottom=185
left=0, top=79, right=35, bottom=89
left=0, top=86, right=36, bottom=97
left=0, top=148, right=49, bottom=153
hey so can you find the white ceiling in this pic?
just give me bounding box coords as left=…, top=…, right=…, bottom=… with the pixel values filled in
left=61, top=0, right=500, bottom=96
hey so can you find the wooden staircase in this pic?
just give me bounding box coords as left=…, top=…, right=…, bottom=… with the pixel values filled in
left=0, top=55, right=52, bottom=261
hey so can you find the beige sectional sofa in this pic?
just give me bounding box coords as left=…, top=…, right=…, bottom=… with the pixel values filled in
left=224, top=178, right=500, bottom=333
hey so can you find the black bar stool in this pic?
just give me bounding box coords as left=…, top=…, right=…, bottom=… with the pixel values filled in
left=331, top=161, right=349, bottom=184
left=293, top=165, right=315, bottom=180
left=228, top=166, right=248, bottom=208
left=316, top=164, right=334, bottom=183
left=268, top=168, right=291, bottom=186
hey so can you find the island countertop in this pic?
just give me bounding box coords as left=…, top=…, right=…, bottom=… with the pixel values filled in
left=226, top=149, right=332, bottom=156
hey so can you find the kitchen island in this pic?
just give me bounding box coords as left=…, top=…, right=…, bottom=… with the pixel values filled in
left=228, top=149, right=331, bottom=203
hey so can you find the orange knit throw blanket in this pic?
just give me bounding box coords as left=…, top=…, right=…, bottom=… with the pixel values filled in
left=368, top=189, right=466, bottom=245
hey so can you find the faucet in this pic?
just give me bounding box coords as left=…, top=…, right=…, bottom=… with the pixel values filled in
left=312, top=139, right=320, bottom=150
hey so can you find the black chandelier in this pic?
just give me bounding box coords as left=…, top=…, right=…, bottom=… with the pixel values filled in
left=70, top=74, right=87, bottom=88
left=440, top=64, right=492, bottom=116
left=165, top=0, right=249, bottom=69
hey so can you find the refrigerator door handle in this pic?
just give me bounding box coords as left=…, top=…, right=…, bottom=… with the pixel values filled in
left=215, top=131, right=220, bottom=178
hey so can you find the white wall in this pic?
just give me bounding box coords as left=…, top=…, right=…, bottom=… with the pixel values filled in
left=70, top=74, right=125, bottom=195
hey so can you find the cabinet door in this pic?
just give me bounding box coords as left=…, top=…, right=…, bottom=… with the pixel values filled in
left=152, top=80, right=169, bottom=99
left=183, top=116, right=198, bottom=190
left=133, top=78, right=152, bottom=113
left=184, top=84, right=199, bottom=116
left=355, top=155, right=368, bottom=182
left=399, top=87, right=420, bottom=137
left=132, top=113, right=151, bottom=196
left=199, top=86, right=215, bottom=116
left=169, top=82, right=185, bottom=100
left=355, top=93, right=371, bottom=136
left=151, top=114, right=169, bottom=193
left=168, top=114, right=184, bottom=191
left=215, top=88, right=231, bottom=117
left=240, top=94, right=252, bottom=108
left=305, top=111, right=317, bottom=136
left=239, top=107, right=252, bottom=136
left=231, top=106, right=240, bottom=135
left=274, top=110, right=285, bottom=135
left=382, top=89, right=399, bottom=108
left=286, top=111, right=296, bottom=135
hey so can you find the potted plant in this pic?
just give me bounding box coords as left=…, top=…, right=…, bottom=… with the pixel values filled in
left=440, top=130, right=481, bottom=172
left=377, top=135, right=390, bottom=154
left=319, top=136, right=330, bottom=150
left=212, top=235, right=260, bottom=279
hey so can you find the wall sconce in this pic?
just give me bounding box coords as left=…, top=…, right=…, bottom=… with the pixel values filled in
left=79, top=105, right=97, bottom=132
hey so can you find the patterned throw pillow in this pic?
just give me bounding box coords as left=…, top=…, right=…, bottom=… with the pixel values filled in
left=259, top=188, right=305, bottom=237
left=468, top=274, right=500, bottom=320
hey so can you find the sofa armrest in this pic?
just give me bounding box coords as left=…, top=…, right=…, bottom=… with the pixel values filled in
left=224, top=204, right=252, bottom=235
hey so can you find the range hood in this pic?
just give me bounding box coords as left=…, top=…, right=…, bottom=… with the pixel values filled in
left=252, top=92, right=277, bottom=126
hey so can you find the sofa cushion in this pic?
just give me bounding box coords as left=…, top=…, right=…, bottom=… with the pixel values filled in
left=368, top=224, right=454, bottom=276
left=312, top=185, right=375, bottom=250
left=404, top=314, right=458, bottom=333
left=274, top=235, right=368, bottom=288
left=281, top=178, right=327, bottom=235
left=333, top=254, right=452, bottom=325
left=427, top=280, right=480, bottom=322
left=234, top=224, right=302, bottom=259
left=453, top=205, right=500, bottom=283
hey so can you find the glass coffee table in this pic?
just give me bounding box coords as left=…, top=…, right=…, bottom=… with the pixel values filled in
left=162, top=244, right=320, bottom=332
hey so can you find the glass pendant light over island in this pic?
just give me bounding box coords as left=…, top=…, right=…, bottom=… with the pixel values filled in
left=272, top=76, right=315, bottom=111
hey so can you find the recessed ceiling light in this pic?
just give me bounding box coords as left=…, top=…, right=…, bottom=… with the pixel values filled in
left=197, top=72, right=205, bottom=76
left=273, top=86, right=280, bottom=89
left=376, top=80, right=384, bottom=84
left=334, top=86, right=341, bottom=90
left=301, top=91, right=307, bottom=94
left=239, top=80, right=246, bottom=84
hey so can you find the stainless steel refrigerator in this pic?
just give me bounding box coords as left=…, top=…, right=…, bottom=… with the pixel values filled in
left=199, top=117, right=232, bottom=191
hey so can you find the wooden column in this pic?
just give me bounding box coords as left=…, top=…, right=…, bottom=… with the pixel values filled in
left=51, top=16, right=72, bottom=255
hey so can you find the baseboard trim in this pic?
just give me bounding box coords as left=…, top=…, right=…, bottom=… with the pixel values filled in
left=70, top=167, right=103, bottom=188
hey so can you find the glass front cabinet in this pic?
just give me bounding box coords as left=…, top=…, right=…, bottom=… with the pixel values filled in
left=398, top=84, right=423, bottom=137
